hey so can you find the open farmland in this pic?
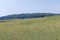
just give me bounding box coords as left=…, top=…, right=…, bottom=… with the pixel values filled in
left=0, top=16, right=60, bottom=40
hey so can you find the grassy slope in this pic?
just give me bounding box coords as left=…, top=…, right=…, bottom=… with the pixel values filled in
left=0, top=16, right=60, bottom=40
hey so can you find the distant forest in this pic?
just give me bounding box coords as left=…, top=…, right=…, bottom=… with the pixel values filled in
left=0, top=13, right=59, bottom=20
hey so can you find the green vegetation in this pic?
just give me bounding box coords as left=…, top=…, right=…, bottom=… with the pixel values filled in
left=0, top=16, right=60, bottom=40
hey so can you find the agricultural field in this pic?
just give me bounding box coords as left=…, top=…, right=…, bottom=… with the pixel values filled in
left=0, top=16, right=60, bottom=40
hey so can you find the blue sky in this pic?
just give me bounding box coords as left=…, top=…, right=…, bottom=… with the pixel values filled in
left=0, top=0, right=60, bottom=16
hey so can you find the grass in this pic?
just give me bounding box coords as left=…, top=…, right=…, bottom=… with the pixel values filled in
left=0, top=16, right=60, bottom=40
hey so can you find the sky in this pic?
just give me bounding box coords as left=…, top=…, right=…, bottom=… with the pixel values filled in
left=0, top=0, right=60, bottom=16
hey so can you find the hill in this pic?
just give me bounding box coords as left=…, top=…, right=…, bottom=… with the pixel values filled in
left=0, top=15, right=60, bottom=40
left=0, top=13, right=57, bottom=20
